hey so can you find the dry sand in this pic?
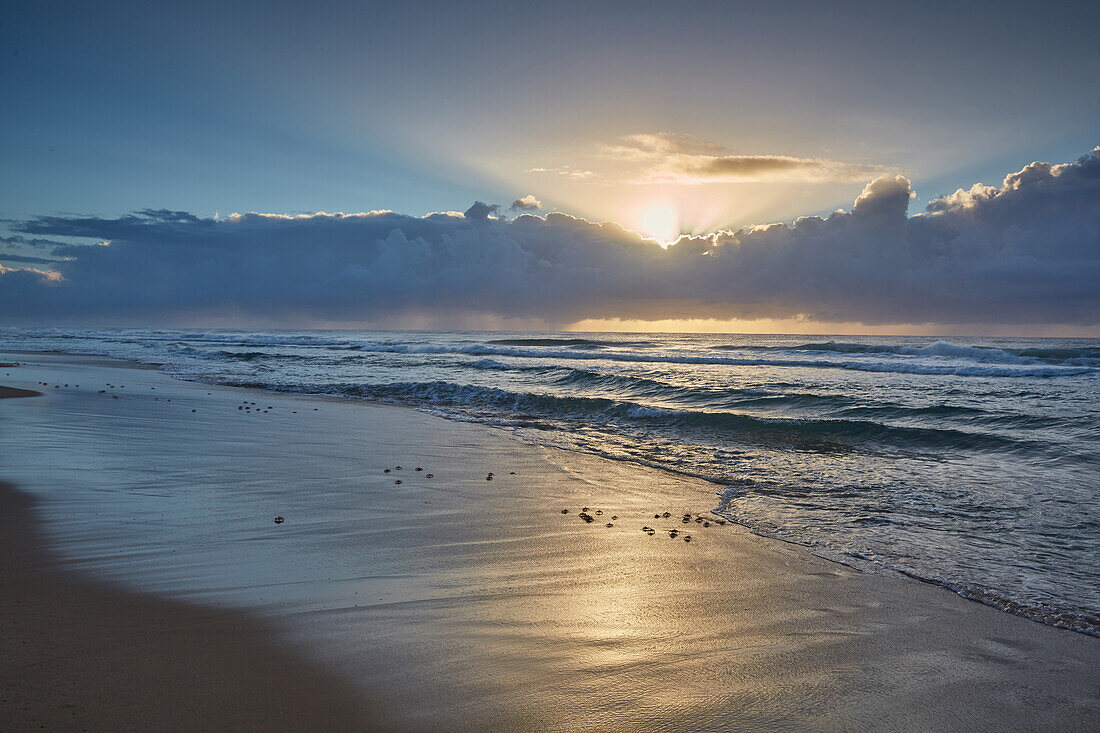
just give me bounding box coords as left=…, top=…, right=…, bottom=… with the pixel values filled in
left=1, top=353, right=1098, bottom=731
left=0, top=385, right=39, bottom=399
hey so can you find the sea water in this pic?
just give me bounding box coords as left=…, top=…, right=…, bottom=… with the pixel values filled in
left=2, top=327, right=1097, bottom=633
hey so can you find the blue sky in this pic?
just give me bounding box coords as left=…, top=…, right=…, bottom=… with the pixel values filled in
left=4, top=0, right=1096, bottom=221
left=1, top=0, right=1098, bottom=331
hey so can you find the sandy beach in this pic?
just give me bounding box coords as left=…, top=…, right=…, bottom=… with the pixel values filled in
left=1, top=352, right=1098, bottom=731
left=0, top=479, right=391, bottom=731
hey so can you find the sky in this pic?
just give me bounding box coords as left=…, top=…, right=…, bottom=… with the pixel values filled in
left=1, top=0, right=1098, bottom=333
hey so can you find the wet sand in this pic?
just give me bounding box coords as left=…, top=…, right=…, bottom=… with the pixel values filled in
left=1, top=353, right=1098, bottom=731
left=0, top=386, right=389, bottom=731
left=0, top=480, right=391, bottom=731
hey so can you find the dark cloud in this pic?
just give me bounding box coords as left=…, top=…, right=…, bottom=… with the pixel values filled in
left=0, top=234, right=75, bottom=250
left=463, top=201, right=499, bottom=221
left=0, top=253, right=65, bottom=265
left=1, top=148, right=1097, bottom=328
left=685, top=156, right=807, bottom=175
left=15, top=210, right=214, bottom=245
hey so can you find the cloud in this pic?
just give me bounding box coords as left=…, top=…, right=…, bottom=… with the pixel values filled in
left=0, top=253, right=66, bottom=265
left=0, top=264, right=62, bottom=282
left=1, top=148, right=1097, bottom=328
left=508, top=195, right=542, bottom=212
left=0, top=234, right=75, bottom=249
left=527, top=165, right=595, bottom=180
left=665, top=155, right=889, bottom=183
left=463, top=201, right=499, bottom=221
left=604, top=132, right=891, bottom=183
left=603, top=132, right=729, bottom=158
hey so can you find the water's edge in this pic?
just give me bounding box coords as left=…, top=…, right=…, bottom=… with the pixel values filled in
left=6, top=344, right=1096, bottom=638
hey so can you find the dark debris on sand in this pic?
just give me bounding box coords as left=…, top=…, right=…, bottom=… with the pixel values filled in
left=561, top=505, right=723, bottom=543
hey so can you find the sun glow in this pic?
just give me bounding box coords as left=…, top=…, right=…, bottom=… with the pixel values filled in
left=636, top=201, right=680, bottom=244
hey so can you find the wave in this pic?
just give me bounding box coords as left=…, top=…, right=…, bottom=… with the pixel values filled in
left=16, top=330, right=1092, bottom=379
left=733, top=340, right=1100, bottom=367
left=463, top=359, right=866, bottom=412
left=357, top=342, right=1093, bottom=377
left=464, top=358, right=561, bottom=373
left=836, top=405, right=1072, bottom=430
left=550, top=368, right=1055, bottom=424
left=836, top=404, right=989, bottom=419
left=9, top=329, right=1097, bottom=374
left=544, top=366, right=864, bottom=411
left=223, top=378, right=1034, bottom=455
left=165, top=346, right=299, bottom=362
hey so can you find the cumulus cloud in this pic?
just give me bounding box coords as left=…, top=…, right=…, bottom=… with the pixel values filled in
left=1, top=148, right=1098, bottom=328
left=604, top=132, right=891, bottom=183
left=508, top=194, right=542, bottom=212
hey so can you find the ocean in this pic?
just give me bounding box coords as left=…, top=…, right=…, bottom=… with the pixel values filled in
left=2, top=327, right=1098, bottom=634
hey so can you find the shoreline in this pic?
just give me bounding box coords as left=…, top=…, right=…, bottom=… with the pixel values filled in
left=2, top=352, right=1098, bottom=729
left=15, top=344, right=1096, bottom=637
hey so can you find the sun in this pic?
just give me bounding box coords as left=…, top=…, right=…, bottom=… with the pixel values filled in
left=637, top=201, right=680, bottom=244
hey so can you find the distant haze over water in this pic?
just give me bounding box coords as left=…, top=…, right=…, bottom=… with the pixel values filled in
left=3, top=328, right=1098, bottom=634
